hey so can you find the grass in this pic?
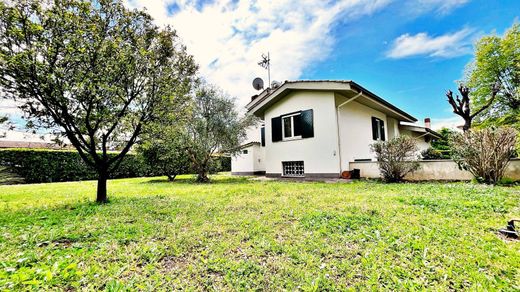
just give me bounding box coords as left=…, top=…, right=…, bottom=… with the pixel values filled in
left=0, top=174, right=519, bottom=290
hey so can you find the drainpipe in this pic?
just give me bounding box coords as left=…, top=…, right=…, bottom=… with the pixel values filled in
left=336, top=90, right=363, bottom=174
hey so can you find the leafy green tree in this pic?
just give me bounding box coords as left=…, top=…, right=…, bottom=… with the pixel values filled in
left=466, top=23, right=520, bottom=126
left=0, top=0, right=197, bottom=202
left=183, top=83, right=253, bottom=183
left=430, top=127, right=455, bottom=158
left=138, top=125, right=191, bottom=181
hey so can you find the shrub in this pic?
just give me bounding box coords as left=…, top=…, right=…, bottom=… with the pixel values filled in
left=421, top=147, right=444, bottom=160
left=0, top=149, right=158, bottom=183
left=371, top=136, right=420, bottom=182
left=450, top=127, right=517, bottom=184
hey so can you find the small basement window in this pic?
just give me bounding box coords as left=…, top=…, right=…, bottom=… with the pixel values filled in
left=282, top=161, right=304, bottom=177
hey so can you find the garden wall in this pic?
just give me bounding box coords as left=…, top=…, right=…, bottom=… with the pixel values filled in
left=349, top=158, right=520, bottom=181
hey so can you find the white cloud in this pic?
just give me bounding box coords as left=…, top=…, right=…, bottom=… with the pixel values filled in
left=407, top=0, right=469, bottom=15
left=430, top=116, right=463, bottom=130
left=125, top=0, right=393, bottom=109
left=386, top=28, right=475, bottom=59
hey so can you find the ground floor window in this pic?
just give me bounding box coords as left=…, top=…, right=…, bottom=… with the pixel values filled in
left=282, top=161, right=304, bottom=177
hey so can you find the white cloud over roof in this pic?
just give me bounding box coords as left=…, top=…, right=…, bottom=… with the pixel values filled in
left=386, top=28, right=475, bottom=59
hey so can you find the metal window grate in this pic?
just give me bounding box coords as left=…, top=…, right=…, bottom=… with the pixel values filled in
left=282, top=161, right=304, bottom=177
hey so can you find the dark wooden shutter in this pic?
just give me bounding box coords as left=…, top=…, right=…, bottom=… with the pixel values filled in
left=293, top=114, right=302, bottom=137
left=272, top=117, right=282, bottom=142
left=379, top=119, right=385, bottom=141
left=301, top=109, right=314, bottom=138
left=371, top=117, right=378, bottom=140
left=261, top=127, right=265, bottom=146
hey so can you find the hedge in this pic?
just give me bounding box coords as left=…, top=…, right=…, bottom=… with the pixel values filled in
left=0, top=148, right=231, bottom=183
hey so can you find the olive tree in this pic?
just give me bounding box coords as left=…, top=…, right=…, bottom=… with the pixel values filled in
left=183, top=83, right=252, bottom=182
left=0, top=0, right=197, bottom=202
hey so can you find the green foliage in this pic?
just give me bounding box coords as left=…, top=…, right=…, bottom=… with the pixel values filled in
left=427, top=127, right=454, bottom=159
left=466, top=23, right=520, bottom=125
left=420, top=147, right=443, bottom=160
left=138, top=127, right=191, bottom=181
left=371, top=136, right=420, bottom=182
left=0, top=175, right=518, bottom=290
left=175, top=83, right=253, bottom=182
left=0, top=0, right=197, bottom=202
left=451, top=127, right=517, bottom=184
left=0, top=149, right=157, bottom=183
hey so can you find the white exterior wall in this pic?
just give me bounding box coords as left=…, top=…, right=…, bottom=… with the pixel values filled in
left=338, top=100, right=388, bottom=170
left=231, top=144, right=265, bottom=174
left=350, top=159, right=520, bottom=181
left=400, top=129, right=431, bottom=153
left=264, top=91, right=340, bottom=176
left=387, top=118, right=400, bottom=140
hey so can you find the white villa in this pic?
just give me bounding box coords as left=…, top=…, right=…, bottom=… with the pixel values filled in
left=231, top=80, right=441, bottom=178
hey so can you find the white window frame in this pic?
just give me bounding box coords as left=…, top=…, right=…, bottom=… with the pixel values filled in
left=281, top=113, right=302, bottom=141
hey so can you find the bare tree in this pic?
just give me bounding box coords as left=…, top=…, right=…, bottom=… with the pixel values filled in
left=446, top=84, right=499, bottom=131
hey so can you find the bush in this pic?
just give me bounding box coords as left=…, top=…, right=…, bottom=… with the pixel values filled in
left=450, top=127, right=517, bottom=184
left=371, top=136, right=420, bottom=182
left=421, top=147, right=444, bottom=160
left=0, top=149, right=158, bottom=183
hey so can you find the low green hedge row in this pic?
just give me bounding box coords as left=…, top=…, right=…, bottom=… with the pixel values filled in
left=0, top=148, right=231, bottom=183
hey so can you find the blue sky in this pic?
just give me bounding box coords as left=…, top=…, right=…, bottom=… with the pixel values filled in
left=125, top=0, right=519, bottom=129
left=2, top=0, right=519, bottom=134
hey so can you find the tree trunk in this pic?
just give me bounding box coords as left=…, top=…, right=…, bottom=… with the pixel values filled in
left=462, top=118, right=472, bottom=132
left=196, top=169, right=209, bottom=183
left=96, top=169, right=108, bottom=203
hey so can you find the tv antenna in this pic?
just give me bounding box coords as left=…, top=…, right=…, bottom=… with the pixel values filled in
left=258, top=52, right=271, bottom=86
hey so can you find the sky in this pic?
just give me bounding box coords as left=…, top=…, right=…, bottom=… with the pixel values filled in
left=1, top=0, right=519, bottom=139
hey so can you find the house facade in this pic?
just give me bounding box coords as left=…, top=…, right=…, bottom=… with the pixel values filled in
left=231, top=80, right=440, bottom=178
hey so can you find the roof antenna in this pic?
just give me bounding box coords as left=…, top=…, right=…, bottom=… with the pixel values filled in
left=258, top=52, right=271, bottom=87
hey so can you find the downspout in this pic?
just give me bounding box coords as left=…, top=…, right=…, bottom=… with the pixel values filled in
left=336, top=90, right=363, bottom=174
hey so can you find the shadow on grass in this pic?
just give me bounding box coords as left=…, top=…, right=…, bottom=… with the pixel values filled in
left=143, top=175, right=251, bottom=185
left=0, top=167, right=25, bottom=185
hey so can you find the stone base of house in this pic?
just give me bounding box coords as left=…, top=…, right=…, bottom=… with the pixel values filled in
left=231, top=171, right=266, bottom=176
left=265, top=173, right=340, bottom=179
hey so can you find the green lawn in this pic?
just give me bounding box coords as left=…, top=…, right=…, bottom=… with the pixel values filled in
left=0, top=175, right=519, bottom=290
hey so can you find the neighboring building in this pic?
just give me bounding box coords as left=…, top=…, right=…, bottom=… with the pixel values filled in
left=231, top=80, right=440, bottom=178
left=0, top=140, right=65, bottom=149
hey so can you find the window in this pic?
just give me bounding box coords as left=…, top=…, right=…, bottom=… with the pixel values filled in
left=272, top=109, right=313, bottom=142
left=371, top=117, right=385, bottom=141
left=282, top=113, right=302, bottom=140
left=242, top=149, right=248, bottom=154
left=282, top=161, right=304, bottom=177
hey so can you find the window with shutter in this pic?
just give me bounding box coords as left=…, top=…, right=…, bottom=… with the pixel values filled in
left=271, top=109, right=314, bottom=142
left=371, top=117, right=385, bottom=141
left=272, top=117, right=282, bottom=142
left=260, top=127, right=265, bottom=146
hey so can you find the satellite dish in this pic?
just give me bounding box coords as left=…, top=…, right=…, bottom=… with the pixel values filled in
left=271, top=80, right=281, bottom=89
left=252, top=77, right=264, bottom=90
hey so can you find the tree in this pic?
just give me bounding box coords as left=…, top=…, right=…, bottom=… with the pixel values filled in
left=183, top=83, right=252, bottom=183
left=451, top=127, right=517, bottom=184
left=138, top=126, right=191, bottom=181
left=446, top=84, right=499, bottom=131
left=0, top=0, right=197, bottom=202
left=466, top=23, right=520, bottom=124
left=370, top=136, right=420, bottom=183
left=426, top=127, right=455, bottom=159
